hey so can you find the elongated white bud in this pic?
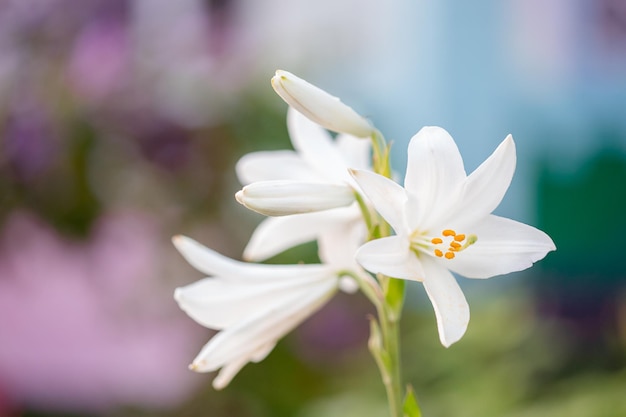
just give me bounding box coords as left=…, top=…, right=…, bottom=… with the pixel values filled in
left=271, top=70, right=374, bottom=138
left=235, top=180, right=355, bottom=216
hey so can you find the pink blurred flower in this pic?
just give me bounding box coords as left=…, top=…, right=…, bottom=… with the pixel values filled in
left=0, top=211, right=203, bottom=413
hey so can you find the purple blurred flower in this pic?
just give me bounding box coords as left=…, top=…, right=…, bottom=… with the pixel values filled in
left=0, top=211, right=202, bottom=413
left=2, top=100, right=57, bottom=183
left=67, top=18, right=131, bottom=102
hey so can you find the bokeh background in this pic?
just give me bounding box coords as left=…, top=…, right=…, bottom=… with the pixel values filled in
left=1, top=0, right=625, bottom=416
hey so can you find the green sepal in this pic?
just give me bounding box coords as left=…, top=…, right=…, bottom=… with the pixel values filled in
left=403, top=385, right=422, bottom=417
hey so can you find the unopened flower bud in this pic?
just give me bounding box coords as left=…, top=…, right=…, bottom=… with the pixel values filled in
left=271, top=70, right=374, bottom=138
left=235, top=180, right=355, bottom=216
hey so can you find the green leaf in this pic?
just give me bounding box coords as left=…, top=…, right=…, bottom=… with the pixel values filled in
left=403, top=386, right=422, bottom=417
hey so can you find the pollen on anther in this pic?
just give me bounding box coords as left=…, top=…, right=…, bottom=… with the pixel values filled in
left=445, top=251, right=455, bottom=259
left=450, top=241, right=462, bottom=249
left=434, top=249, right=443, bottom=257
left=431, top=237, right=443, bottom=244
left=442, top=229, right=456, bottom=237
left=454, top=234, right=466, bottom=242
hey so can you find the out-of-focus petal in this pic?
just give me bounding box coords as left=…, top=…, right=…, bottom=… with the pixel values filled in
left=356, top=236, right=425, bottom=281
left=287, top=107, right=352, bottom=183
left=350, top=169, right=408, bottom=233
left=174, top=273, right=335, bottom=329
left=242, top=208, right=355, bottom=261
left=173, top=235, right=329, bottom=280
left=447, top=215, right=556, bottom=279
left=189, top=278, right=336, bottom=375
left=272, top=70, right=374, bottom=138
left=403, top=127, right=466, bottom=228
left=235, top=150, right=318, bottom=185
left=421, top=257, right=469, bottom=347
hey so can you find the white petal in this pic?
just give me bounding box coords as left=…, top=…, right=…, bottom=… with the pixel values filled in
left=243, top=208, right=356, bottom=261
left=272, top=70, right=374, bottom=138
left=317, top=212, right=365, bottom=268
left=235, top=180, right=355, bottom=216
left=350, top=169, right=409, bottom=233
left=211, top=356, right=248, bottom=390
left=174, top=273, right=336, bottom=329
left=173, top=235, right=330, bottom=280
left=235, top=150, right=319, bottom=185
left=287, top=107, right=353, bottom=183
left=443, top=135, right=516, bottom=228
left=447, top=215, right=556, bottom=279
left=403, top=127, right=466, bottom=228
left=355, top=236, right=424, bottom=281
left=421, top=257, right=469, bottom=347
left=335, top=133, right=372, bottom=172
left=190, top=278, right=336, bottom=374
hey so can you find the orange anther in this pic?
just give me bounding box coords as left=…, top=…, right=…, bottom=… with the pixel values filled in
left=442, top=229, right=456, bottom=237
left=434, top=249, right=443, bottom=257
left=431, top=237, right=443, bottom=244
left=445, top=251, right=455, bottom=259
left=454, top=234, right=466, bottom=242
left=450, top=241, right=462, bottom=249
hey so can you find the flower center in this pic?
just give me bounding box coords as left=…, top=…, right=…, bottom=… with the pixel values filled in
left=410, top=228, right=477, bottom=260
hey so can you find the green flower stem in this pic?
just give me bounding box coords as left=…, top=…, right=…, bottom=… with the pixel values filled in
left=377, top=280, right=405, bottom=417
left=362, top=130, right=418, bottom=417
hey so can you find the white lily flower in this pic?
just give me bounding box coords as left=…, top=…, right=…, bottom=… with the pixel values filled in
left=271, top=70, right=375, bottom=138
left=351, top=127, right=556, bottom=347
left=172, top=235, right=340, bottom=389
left=235, top=180, right=355, bottom=216
left=236, top=107, right=371, bottom=268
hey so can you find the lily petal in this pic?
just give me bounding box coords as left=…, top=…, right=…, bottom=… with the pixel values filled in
left=335, top=133, right=372, bottom=172
left=173, top=235, right=329, bottom=280
left=190, top=278, right=336, bottom=375
left=421, top=257, right=469, bottom=347
left=174, top=273, right=335, bottom=329
left=447, top=215, right=556, bottom=279
left=356, top=236, right=425, bottom=281
left=272, top=70, right=374, bottom=138
left=350, top=169, right=408, bottom=233
left=287, top=107, right=353, bottom=183
left=235, top=150, right=318, bottom=184
left=403, top=127, right=466, bottom=228
left=444, top=135, right=516, bottom=229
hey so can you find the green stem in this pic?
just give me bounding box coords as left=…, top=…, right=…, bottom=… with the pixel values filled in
left=378, top=278, right=405, bottom=417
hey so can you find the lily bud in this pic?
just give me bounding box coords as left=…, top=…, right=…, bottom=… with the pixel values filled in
left=271, top=70, right=374, bottom=138
left=235, top=180, right=355, bottom=216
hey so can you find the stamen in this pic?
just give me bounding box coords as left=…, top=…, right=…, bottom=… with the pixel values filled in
left=428, top=229, right=478, bottom=260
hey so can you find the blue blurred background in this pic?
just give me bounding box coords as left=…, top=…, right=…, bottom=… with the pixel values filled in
left=0, top=1, right=625, bottom=416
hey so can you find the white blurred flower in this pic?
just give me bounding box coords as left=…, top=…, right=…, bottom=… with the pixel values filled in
left=351, top=127, right=556, bottom=347
left=235, top=180, right=355, bottom=216
left=271, top=70, right=374, bottom=138
left=172, top=235, right=341, bottom=389
left=236, top=107, right=371, bottom=267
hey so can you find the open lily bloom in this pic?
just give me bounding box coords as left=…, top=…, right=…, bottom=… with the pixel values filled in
left=172, top=235, right=340, bottom=389
left=351, top=127, right=556, bottom=347
left=236, top=107, right=371, bottom=266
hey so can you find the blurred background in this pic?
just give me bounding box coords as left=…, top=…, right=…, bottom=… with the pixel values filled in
left=0, top=0, right=625, bottom=416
